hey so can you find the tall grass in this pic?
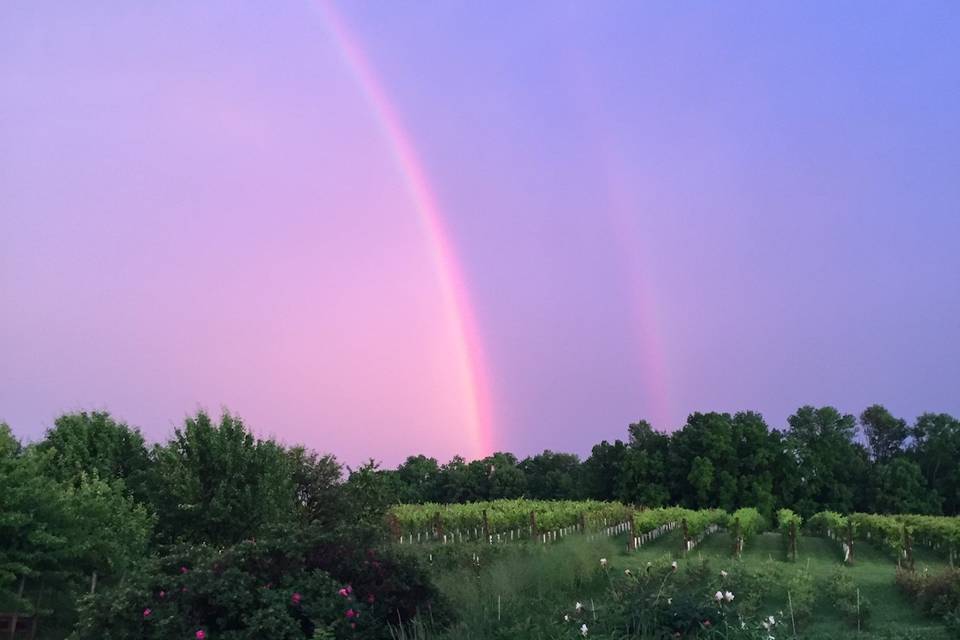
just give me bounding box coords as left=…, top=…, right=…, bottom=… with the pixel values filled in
left=402, top=536, right=619, bottom=640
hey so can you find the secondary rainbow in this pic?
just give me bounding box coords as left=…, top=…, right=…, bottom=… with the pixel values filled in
left=314, top=2, right=494, bottom=458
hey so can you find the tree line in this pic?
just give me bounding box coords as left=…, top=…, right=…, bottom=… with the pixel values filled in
left=378, top=405, right=960, bottom=519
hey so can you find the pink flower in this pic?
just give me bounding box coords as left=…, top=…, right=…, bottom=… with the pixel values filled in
left=158, top=590, right=166, bottom=599
left=338, top=588, right=350, bottom=598
left=195, top=631, right=206, bottom=640
left=345, top=609, right=356, bottom=619
left=180, top=566, right=189, bottom=574
left=143, top=608, right=152, bottom=618
left=291, top=592, right=302, bottom=605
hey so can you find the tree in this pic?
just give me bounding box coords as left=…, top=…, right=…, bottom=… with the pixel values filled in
left=519, top=451, right=582, bottom=500
left=687, top=456, right=715, bottom=507
left=61, top=475, right=154, bottom=593
left=860, top=404, right=909, bottom=463
left=148, top=411, right=296, bottom=545
left=619, top=421, right=670, bottom=506
left=872, top=458, right=941, bottom=515
left=287, top=446, right=344, bottom=528
left=910, top=412, right=960, bottom=514
left=784, top=406, right=870, bottom=517
left=731, top=412, right=777, bottom=518
left=582, top=440, right=628, bottom=500
left=394, top=455, right=442, bottom=503
left=35, top=411, right=151, bottom=501
left=669, top=413, right=738, bottom=510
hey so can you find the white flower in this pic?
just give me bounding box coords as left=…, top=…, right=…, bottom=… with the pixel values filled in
left=575, top=602, right=583, bottom=612
left=671, top=561, right=678, bottom=570
left=600, top=558, right=608, bottom=567
left=720, top=570, right=728, bottom=578
left=714, top=591, right=724, bottom=602
left=724, top=591, right=735, bottom=603
left=667, top=597, right=672, bottom=605
left=768, top=615, right=776, bottom=625
left=563, top=614, right=570, bottom=622
left=580, top=623, right=588, bottom=637
left=624, top=569, right=632, bottom=576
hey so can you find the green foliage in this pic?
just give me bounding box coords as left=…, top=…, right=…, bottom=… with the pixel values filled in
left=632, top=507, right=727, bottom=537
left=777, top=508, right=802, bottom=560
left=728, top=508, right=765, bottom=540
left=827, top=568, right=871, bottom=628
left=62, top=475, right=154, bottom=577
left=786, top=568, right=816, bottom=624
left=34, top=412, right=151, bottom=499
left=149, top=411, right=297, bottom=545
left=874, top=458, right=942, bottom=515
left=807, top=511, right=848, bottom=536
left=71, top=523, right=446, bottom=640
left=391, top=499, right=632, bottom=538
left=896, top=568, right=960, bottom=634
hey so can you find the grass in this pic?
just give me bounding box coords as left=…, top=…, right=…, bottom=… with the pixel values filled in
left=398, top=527, right=953, bottom=639
left=626, top=529, right=947, bottom=638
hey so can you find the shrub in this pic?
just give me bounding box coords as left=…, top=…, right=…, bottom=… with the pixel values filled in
left=896, top=567, right=960, bottom=634
left=826, top=568, right=870, bottom=628
left=71, top=524, right=447, bottom=640
left=786, top=569, right=815, bottom=626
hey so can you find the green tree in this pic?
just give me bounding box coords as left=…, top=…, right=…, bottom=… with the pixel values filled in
left=35, top=411, right=151, bottom=500
left=619, top=421, right=670, bottom=506
left=519, top=450, right=582, bottom=500
left=394, top=455, right=442, bottom=503
left=785, top=406, right=870, bottom=517
left=582, top=440, right=628, bottom=500
left=911, top=412, right=960, bottom=515
left=860, top=404, right=909, bottom=463
left=287, top=446, right=344, bottom=528
left=731, top=411, right=777, bottom=518
left=872, top=458, right=941, bottom=514
left=669, top=413, right=738, bottom=510
left=149, top=411, right=296, bottom=545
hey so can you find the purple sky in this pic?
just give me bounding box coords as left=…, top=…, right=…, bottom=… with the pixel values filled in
left=2, top=1, right=959, bottom=466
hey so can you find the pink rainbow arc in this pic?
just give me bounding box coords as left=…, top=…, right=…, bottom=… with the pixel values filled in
left=316, top=2, right=494, bottom=459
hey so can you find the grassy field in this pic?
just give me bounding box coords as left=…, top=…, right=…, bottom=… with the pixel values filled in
left=630, top=530, right=948, bottom=638
left=400, top=527, right=952, bottom=639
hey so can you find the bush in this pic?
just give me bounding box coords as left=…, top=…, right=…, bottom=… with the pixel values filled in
left=786, top=569, right=815, bottom=626
left=826, top=568, right=870, bottom=628
left=71, top=524, right=448, bottom=640
left=896, top=567, right=960, bottom=634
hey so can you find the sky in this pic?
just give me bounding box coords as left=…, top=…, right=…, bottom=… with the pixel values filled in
left=2, top=1, right=959, bottom=466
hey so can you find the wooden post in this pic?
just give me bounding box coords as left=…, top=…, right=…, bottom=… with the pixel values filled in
left=578, top=512, right=586, bottom=533
left=790, top=521, right=797, bottom=561
left=681, top=519, right=690, bottom=555
left=28, top=581, right=43, bottom=640
left=733, top=518, right=742, bottom=558
left=530, top=511, right=538, bottom=539
left=9, top=575, right=25, bottom=640
left=434, top=511, right=444, bottom=539
left=628, top=509, right=636, bottom=551
left=904, top=525, right=914, bottom=572
left=846, top=522, right=855, bottom=564
left=482, top=510, right=490, bottom=541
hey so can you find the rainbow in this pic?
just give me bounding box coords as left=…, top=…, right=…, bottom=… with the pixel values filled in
left=314, top=2, right=494, bottom=458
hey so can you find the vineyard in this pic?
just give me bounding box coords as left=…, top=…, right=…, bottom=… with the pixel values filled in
left=391, top=500, right=960, bottom=639
left=390, top=500, right=960, bottom=567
